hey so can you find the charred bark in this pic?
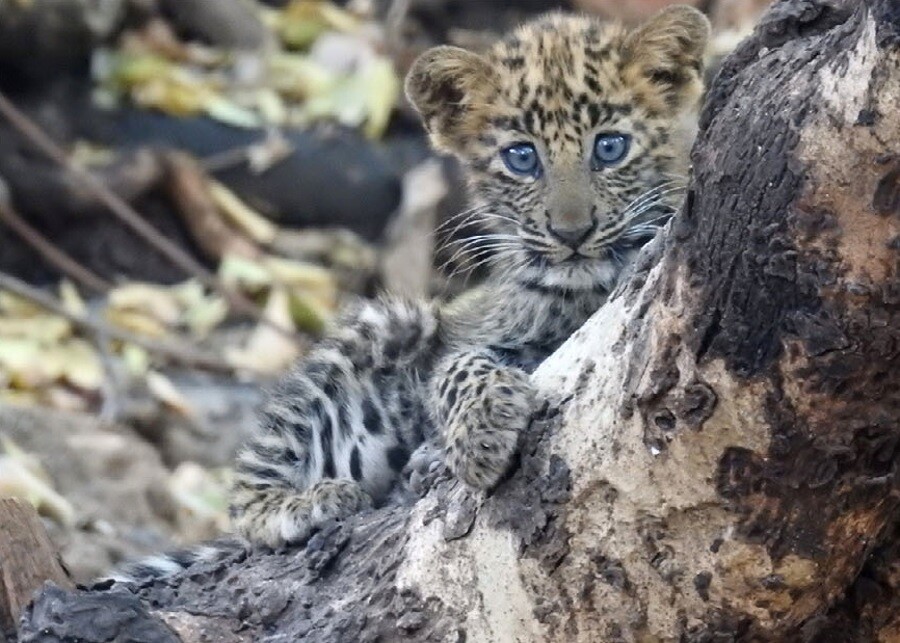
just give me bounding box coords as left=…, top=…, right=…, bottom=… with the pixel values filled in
left=16, top=0, right=900, bottom=641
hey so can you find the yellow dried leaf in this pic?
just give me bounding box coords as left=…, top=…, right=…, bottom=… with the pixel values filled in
left=256, top=89, right=288, bottom=125
left=132, top=76, right=209, bottom=116
left=169, top=280, right=228, bottom=337
left=225, top=287, right=300, bottom=374
left=360, top=58, right=401, bottom=139
left=105, top=308, right=170, bottom=338
left=288, top=290, right=329, bottom=334
left=0, top=436, right=76, bottom=526
left=0, top=338, right=54, bottom=389
left=58, top=339, right=105, bottom=391
left=59, top=280, right=88, bottom=317
left=168, top=462, right=230, bottom=530
left=208, top=181, right=278, bottom=245
left=169, top=279, right=206, bottom=309
left=262, top=255, right=336, bottom=293
left=147, top=370, right=196, bottom=417
left=0, top=291, right=42, bottom=317
left=219, top=255, right=273, bottom=292
left=183, top=296, right=228, bottom=338
left=205, top=96, right=262, bottom=129
left=121, top=343, right=151, bottom=377
left=109, top=283, right=182, bottom=325
left=106, top=52, right=173, bottom=87
left=269, top=53, right=336, bottom=100
left=300, top=55, right=400, bottom=138
left=277, top=0, right=361, bottom=49
left=0, top=315, right=71, bottom=343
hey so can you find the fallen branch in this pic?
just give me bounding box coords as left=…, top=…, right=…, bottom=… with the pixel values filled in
left=164, top=152, right=263, bottom=262
left=0, top=202, right=111, bottom=294
left=0, top=271, right=246, bottom=375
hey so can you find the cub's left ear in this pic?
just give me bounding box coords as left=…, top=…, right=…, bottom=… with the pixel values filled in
left=622, top=5, right=711, bottom=114
left=405, top=46, right=498, bottom=154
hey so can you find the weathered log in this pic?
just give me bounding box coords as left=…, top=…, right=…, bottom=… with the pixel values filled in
left=0, top=499, right=72, bottom=639
left=16, top=0, right=900, bottom=640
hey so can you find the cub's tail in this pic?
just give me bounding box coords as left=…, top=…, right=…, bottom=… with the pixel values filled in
left=100, top=538, right=249, bottom=586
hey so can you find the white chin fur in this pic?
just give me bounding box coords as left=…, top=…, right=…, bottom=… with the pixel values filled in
left=525, top=258, right=620, bottom=290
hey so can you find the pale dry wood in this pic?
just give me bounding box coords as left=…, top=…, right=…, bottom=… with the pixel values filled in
left=0, top=499, right=72, bottom=633
left=163, top=152, right=263, bottom=263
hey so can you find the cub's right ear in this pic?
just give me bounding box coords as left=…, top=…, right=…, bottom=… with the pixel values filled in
left=405, top=46, right=497, bottom=154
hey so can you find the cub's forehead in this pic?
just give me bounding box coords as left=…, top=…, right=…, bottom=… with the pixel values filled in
left=488, top=15, right=627, bottom=95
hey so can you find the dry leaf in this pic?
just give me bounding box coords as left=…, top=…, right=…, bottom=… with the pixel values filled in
left=105, top=308, right=170, bottom=338
left=59, top=280, right=88, bottom=317
left=225, top=287, right=301, bottom=373
left=208, top=181, right=278, bottom=245
left=57, top=339, right=105, bottom=391
left=0, top=436, right=76, bottom=526
left=109, top=282, right=182, bottom=326
left=121, top=343, right=151, bottom=377
left=0, top=315, right=72, bottom=343
left=168, top=462, right=230, bottom=532
left=147, top=370, right=196, bottom=418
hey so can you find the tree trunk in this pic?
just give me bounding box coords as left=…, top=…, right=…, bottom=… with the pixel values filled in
left=16, top=0, right=900, bottom=640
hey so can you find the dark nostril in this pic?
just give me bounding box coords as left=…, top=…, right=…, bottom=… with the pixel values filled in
left=548, top=216, right=598, bottom=249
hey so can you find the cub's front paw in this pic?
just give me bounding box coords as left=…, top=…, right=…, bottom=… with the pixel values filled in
left=400, top=440, right=447, bottom=499
left=445, top=370, right=536, bottom=489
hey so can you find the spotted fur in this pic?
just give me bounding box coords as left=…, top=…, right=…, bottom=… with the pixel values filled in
left=107, top=6, right=709, bottom=582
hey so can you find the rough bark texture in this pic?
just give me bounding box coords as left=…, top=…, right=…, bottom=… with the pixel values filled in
left=15, top=0, right=900, bottom=640
left=0, top=500, right=72, bottom=641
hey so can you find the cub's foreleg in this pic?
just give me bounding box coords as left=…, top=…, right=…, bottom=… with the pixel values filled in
left=431, top=349, right=537, bottom=489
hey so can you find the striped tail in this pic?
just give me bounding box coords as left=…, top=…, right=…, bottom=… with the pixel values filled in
left=100, top=538, right=249, bottom=586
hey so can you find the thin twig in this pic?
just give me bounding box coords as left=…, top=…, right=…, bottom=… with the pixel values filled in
left=0, top=202, right=112, bottom=294
left=0, top=271, right=247, bottom=375
left=385, top=0, right=412, bottom=49
left=0, top=90, right=296, bottom=340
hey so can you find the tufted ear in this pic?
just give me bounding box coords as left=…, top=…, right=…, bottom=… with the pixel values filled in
left=622, top=5, right=711, bottom=114
left=405, top=46, right=498, bottom=154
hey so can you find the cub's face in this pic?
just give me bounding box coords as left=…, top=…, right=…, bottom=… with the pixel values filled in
left=406, top=7, right=710, bottom=290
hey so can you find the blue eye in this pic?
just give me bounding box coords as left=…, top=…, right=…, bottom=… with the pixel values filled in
left=501, top=143, right=541, bottom=176
left=592, top=133, right=630, bottom=168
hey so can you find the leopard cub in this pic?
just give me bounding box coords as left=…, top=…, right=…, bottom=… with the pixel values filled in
left=110, top=5, right=709, bottom=581
left=228, top=5, right=709, bottom=548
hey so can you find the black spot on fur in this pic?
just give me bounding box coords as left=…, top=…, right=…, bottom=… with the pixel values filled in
left=319, top=406, right=336, bottom=478
left=387, top=445, right=410, bottom=472
left=350, top=447, right=363, bottom=481
left=323, top=452, right=336, bottom=479
left=445, top=387, right=458, bottom=412
left=363, top=398, right=383, bottom=435
left=238, top=462, right=282, bottom=481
